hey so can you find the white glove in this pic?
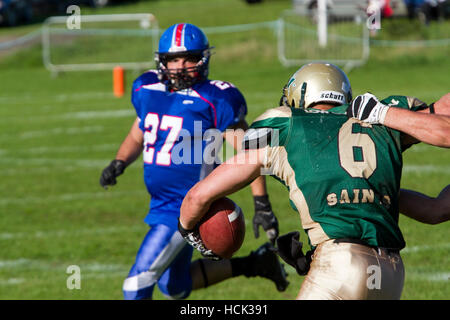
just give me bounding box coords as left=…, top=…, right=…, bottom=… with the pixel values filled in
left=347, top=93, right=390, bottom=125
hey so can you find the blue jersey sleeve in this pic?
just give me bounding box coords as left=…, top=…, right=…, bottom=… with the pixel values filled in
left=210, top=81, right=247, bottom=132
left=131, top=70, right=160, bottom=119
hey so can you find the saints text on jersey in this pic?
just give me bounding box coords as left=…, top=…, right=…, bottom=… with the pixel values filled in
left=327, top=188, right=391, bottom=208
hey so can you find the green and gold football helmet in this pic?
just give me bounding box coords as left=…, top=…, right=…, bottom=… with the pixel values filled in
left=281, top=63, right=352, bottom=109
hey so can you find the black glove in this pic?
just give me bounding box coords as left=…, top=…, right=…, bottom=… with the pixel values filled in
left=177, top=219, right=221, bottom=260
left=346, top=93, right=390, bottom=125
left=99, top=159, right=126, bottom=189
left=253, top=195, right=279, bottom=245
left=275, top=231, right=312, bottom=276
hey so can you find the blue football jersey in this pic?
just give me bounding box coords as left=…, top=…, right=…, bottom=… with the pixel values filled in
left=131, top=70, right=247, bottom=228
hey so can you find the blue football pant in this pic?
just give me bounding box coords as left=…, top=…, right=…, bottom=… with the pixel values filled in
left=122, top=223, right=193, bottom=300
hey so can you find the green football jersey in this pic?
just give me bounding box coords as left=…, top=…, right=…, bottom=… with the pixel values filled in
left=249, top=95, right=427, bottom=249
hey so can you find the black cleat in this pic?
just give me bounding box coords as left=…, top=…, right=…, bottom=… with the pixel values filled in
left=247, top=242, right=289, bottom=292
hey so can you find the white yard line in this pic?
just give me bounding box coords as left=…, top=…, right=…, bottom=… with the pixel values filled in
left=0, top=190, right=147, bottom=206
left=20, top=125, right=105, bottom=139
left=0, top=157, right=110, bottom=167
left=0, top=225, right=145, bottom=241
left=0, top=259, right=129, bottom=273
left=0, top=92, right=114, bottom=103
left=0, top=126, right=105, bottom=141
left=0, top=108, right=134, bottom=125
left=403, top=165, right=450, bottom=175
left=407, top=272, right=450, bottom=282
left=61, top=109, right=135, bottom=119
left=0, top=164, right=130, bottom=176
left=0, top=143, right=118, bottom=157
left=22, top=143, right=118, bottom=155
left=0, top=157, right=141, bottom=176
left=402, top=243, right=450, bottom=254
left=54, top=92, right=116, bottom=102
left=0, top=278, right=25, bottom=286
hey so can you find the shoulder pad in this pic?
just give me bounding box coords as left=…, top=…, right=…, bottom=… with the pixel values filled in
left=208, top=80, right=236, bottom=91
left=254, top=106, right=292, bottom=123
left=242, top=127, right=277, bottom=150
left=134, top=70, right=159, bottom=87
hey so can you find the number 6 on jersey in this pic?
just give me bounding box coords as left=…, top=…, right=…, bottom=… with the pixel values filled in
left=338, top=120, right=377, bottom=179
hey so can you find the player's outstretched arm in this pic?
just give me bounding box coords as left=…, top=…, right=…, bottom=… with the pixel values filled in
left=348, top=93, right=450, bottom=147
left=400, top=185, right=450, bottom=224
left=223, top=121, right=279, bottom=244
left=180, top=148, right=265, bottom=230
left=99, top=118, right=144, bottom=189
left=383, top=108, right=450, bottom=147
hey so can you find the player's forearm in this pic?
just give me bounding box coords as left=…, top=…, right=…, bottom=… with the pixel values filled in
left=399, top=189, right=434, bottom=224
left=224, top=121, right=269, bottom=197
left=434, top=185, right=450, bottom=223
left=116, top=135, right=143, bottom=165
left=116, top=140, right=142, bottom=166
left=384, top=108, right=450, bottom=147
left=180, top=151, right=263, bottom=229
left=400, top=186, right=450, bottom=224
left=180, top=185, right=213, bottom=230
left=249, top=176, right=268, bottom=196
left=115, top=118, right=144, bottom=165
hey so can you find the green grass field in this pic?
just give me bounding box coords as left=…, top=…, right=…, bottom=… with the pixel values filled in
left=0, top=0, right=449, bottom=300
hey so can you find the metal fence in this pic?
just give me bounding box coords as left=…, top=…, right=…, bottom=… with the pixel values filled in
left=41, top=13, right=158, bottom=74
left=1, top=11, right=448, bottom=74
left=277, top=8, right=370, bottom=72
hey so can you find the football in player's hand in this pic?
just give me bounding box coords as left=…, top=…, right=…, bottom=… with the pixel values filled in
left=198, top=197, right=246, bottom=259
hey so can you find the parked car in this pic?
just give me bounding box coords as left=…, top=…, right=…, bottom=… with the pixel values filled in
left=0, top=0, right=139, bottom=27
left=0, top=0, right=32, bottom=27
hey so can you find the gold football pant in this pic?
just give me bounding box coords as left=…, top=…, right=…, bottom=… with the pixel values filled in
left=297, top=239, right=404, bottom=300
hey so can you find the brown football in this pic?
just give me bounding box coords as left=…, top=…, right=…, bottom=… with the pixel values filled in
left=198, top=197, right=246, bottom=259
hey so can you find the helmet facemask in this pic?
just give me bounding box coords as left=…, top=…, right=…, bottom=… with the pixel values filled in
left=155, top=49, right=211, bottom=91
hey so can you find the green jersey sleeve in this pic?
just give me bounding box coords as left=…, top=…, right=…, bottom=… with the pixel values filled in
left=380, top=95, right=428, bottom=111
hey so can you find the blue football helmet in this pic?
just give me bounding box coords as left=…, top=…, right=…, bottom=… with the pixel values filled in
left=155, top=23, right=212, bottom=90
